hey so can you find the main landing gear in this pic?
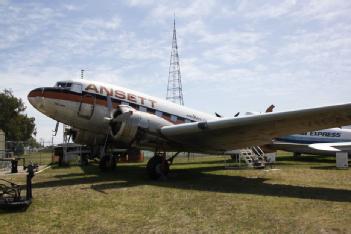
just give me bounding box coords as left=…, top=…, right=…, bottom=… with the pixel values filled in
left=99, top=154, right=117, bottom=171
left=98, top=145, right=117, bottom=172
left=146, top=152, right=180, bottom=180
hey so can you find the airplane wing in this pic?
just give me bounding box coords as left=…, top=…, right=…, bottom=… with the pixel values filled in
left=309, top=142, right=351, bottom=152
left=161, top=103, right=351, bottom=152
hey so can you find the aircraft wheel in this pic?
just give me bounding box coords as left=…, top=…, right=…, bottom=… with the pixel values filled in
left=110, top=155, right=117, bottom=170
left=99, top=155, right=117, bottom=171
left=146, top=156, right=169, bottom=180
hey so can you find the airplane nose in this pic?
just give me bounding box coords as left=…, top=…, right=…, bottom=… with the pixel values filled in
left=27, top=88, right=45, bottom=110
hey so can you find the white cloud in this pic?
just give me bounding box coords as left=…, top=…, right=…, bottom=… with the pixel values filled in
left=0, top=3, right=62, bottom=50
left=127, top=0, right=157, bottom=7
left=292, top=0, right=351, bottom=21
left=220, top=0, right=297, bottom=19
left=81, top=17, right=121, bottom=30
left=203, top=45, right=265, bottom=64
left=63, top=4, right=79, bottom=11
left=109, top=31, right=167, bottom=60
left=148, top=0, right=216, bottom=23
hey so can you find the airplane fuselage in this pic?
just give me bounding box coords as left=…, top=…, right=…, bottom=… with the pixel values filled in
left=277, top=128, right=351, bottom=144
left=271, top=128, right=351, bottom=156
left=28, top=79, right=217, bottom=150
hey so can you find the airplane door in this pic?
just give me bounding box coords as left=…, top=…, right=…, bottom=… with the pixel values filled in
left=78, top=93, right=96, bottom=119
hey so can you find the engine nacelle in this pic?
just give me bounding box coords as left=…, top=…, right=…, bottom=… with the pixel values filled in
left=109, top=105, right=173, bottom=145
left=71, top=129, right=106, bottom=145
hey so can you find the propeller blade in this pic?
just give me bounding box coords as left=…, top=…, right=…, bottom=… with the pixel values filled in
left=107, top=95, right=113, bottom=116
left=52, top=121, right=59, bottom=136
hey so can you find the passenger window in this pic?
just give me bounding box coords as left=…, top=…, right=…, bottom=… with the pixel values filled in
left=156, top=111, right=163, bottom=117
left=139, top=106, right=147, bottom=112
left=171, top=115, right=177, bottom=122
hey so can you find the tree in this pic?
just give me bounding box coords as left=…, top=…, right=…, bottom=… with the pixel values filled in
left=0, top=89, right=36, bottom=142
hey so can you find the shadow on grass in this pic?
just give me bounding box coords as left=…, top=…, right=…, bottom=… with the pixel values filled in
left=0, top=205, right=30, bottom=213
left=310, top=166, right=349, bottom=170
left=277, top=156, right=335, bottom=164
left=31, top=163, right=351, bottom=203
left=169, top=159, right=227, bottom=165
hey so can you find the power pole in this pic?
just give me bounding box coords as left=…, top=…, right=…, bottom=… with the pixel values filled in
left=166, top=18, right=184, bottom=105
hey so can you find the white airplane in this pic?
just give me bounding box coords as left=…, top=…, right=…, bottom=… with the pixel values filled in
left=268, top=128, right=351, bottom=156
left=28, top=79, right=351, bottom=179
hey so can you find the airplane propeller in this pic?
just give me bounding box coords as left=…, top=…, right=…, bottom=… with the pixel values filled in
left=104, top=95, right=114, bottom=121
left=102, top=95, right=115, bottom=150
left=52, top=121, right=59, bottom=136
left=103, top=97, right=133, bottom=147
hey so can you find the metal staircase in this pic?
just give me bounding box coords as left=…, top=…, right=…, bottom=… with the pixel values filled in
left=246, top=146, right=266, bottom=168
left=225, top=146, right=266, bottom=169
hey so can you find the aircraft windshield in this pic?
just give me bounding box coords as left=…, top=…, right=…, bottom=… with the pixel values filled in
left=55, top=82, right=72, bottom=89
left=55, top=82, right=82, bottom=93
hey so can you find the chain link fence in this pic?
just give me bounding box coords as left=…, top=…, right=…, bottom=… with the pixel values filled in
left=0, top=141, right=54, bottom=171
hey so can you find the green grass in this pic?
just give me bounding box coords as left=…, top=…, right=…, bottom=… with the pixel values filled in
left=0, top=153, right=350, bottom=233
left=22, top=151, right=53, bottom=166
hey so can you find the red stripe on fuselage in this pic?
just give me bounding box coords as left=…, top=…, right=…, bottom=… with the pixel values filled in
left=38, top=90, right=185, bottom=124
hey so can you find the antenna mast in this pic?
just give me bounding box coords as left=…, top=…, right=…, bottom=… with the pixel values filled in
left=166, top=17, right=184, bottom=105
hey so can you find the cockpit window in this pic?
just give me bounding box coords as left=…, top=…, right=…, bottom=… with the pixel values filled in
left=56, top=82, right=72, bottom=89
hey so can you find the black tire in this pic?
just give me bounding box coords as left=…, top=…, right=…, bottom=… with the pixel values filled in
left=99, top=156, right=108, bottom=171
left=81, top=154, right=89, bottom=166
left=99, top=155, right=117, bottom=171
left=146, top=156, right=169, bottom=180
left=110, top=155, right=117, bottom=171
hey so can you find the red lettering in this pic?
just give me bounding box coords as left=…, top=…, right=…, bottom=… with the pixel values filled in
left=85, top=84, right=98, bottom=93
left=127, top=93, right=137, bottom=103
left=115, top=90, right=126, bottom=99
left=150, top=99, right=156, bottom=108
left=138, top=96, right=145, bottom=105
left=100, top=86, right=113, bottom=96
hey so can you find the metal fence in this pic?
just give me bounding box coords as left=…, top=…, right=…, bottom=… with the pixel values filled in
left=0, top=140, right=54, bottom=170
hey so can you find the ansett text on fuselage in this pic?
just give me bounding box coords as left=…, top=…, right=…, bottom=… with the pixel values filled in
left=85, top=83, right=157, bottom=108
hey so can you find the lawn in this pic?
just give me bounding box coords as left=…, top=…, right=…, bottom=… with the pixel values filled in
left=23, top=151, right=53, bottom=166
left=0, top=153, right=350, bottom=233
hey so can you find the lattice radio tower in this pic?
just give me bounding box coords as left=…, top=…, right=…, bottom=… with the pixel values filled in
left=166, top=18, right=184, bottom=105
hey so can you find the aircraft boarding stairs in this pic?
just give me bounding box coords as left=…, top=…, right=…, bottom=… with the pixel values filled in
left=225, top=146, right=266, bottom=169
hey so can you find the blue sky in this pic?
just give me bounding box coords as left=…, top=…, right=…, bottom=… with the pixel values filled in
left=1, top=0, right=351, bottom=143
